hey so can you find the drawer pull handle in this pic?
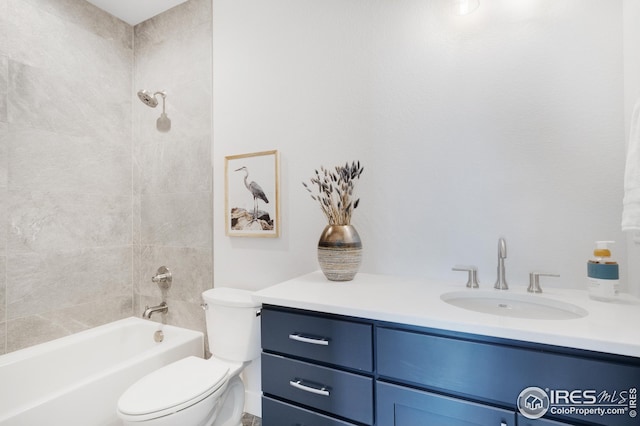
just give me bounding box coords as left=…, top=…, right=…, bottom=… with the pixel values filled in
left=289, top=379, right=330, bottom=396
left=288, top=333, right=329, bottom=346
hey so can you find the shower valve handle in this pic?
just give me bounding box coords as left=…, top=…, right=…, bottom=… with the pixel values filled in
left=151, top=266, right=172, bottom=288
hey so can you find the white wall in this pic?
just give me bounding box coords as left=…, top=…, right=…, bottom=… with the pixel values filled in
left=213, top=0, right=627, bottom=293
left=624, top=0, right=640, bottom=296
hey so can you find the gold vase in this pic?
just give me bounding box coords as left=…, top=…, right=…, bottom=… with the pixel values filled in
left=317, top=225, right=362, bottom=281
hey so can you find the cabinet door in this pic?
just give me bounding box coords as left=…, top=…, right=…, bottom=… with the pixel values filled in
left=377, top=381, right=516, bottom=426
left=262, top=396, right=359, bottom=426
left=516, top=414, right=574, bottom=425
left=377, top=326, right=640, bottom=426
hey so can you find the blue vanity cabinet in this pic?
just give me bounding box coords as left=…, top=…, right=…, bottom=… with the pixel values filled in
left=260, top=306, right=374, bottom=426
left=516, top=414, right=574, bottom=425
left=260, top=305, right=639, bottom=426
left=376, top=326, right=639, bottom=426
left=262, top=397, right=362, bottom=426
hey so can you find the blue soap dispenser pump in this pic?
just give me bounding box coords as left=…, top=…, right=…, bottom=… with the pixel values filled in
left=587, top=241, right=619, bottom=302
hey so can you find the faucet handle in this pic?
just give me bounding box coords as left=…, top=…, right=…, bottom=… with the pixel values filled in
left=452, top=265, right=480, bottom=288
left=151, top=266, right=172, bottom=289
left=528, top=272, right=560, bottom=293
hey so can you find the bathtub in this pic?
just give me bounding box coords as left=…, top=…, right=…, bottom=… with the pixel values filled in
left=0, top=317, right=204, bottom=426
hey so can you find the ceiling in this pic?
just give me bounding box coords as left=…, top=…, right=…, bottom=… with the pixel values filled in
left=85, top=0, right=189, bottom=25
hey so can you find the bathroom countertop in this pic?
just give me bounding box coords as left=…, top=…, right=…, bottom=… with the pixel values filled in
left=253, top=271, right=640, bottom=358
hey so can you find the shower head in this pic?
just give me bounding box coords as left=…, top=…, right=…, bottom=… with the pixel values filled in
left=137, top=89, right=171, bottom=133
left=137, top=89, right=160, bottom=107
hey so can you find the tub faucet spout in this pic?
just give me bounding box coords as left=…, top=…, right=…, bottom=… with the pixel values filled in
left=142, top=302, right=168, bottom=319
left=494, top=238, right=508, bottom=290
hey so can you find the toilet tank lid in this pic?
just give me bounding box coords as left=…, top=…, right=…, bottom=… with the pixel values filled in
left=202, top=287, right=260, bottom=308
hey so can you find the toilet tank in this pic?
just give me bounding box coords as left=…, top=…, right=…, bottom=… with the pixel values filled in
left=202, top=287, right=261, bottom=362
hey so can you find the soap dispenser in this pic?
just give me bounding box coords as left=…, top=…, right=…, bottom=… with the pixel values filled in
left=587, top=241, right=619, bottom=302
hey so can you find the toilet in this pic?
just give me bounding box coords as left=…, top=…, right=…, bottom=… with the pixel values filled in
left=117, top=288, right=261, bottom=426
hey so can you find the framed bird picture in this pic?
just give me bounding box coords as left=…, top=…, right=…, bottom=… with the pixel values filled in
left=224, top=150, right=280, bottom=237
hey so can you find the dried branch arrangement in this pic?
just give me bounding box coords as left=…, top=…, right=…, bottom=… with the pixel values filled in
left=302, top=161, right=364, bottom=225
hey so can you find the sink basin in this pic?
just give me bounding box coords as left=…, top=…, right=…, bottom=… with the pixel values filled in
left=440, top=291, right=588, bottom=320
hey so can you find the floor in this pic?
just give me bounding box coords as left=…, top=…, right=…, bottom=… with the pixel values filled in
left=241, top=413, right=262, bottom=426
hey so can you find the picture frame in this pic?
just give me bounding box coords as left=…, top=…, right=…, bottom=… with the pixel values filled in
left=225, top=150, right=280, bottom=237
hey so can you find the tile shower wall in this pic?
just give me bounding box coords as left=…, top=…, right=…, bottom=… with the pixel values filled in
left=0, top=0, right=213, bottom=355
left=0, top=0, right=134, bottom=353
left=133, top=0, right=213, bottom=335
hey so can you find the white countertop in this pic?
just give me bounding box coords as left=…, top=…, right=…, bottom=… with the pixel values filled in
left=253, top=271, right=640, bottom=358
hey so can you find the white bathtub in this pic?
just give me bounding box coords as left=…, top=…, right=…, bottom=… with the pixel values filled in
left=0, top=317, right=204, bottom=426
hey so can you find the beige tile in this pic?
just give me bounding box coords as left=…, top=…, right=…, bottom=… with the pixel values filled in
left=0, top=187, right=5, bottom=257
left=140, top=192, right=212, bottom=248
left=0, top=322, right=5, bottom=355
left=134, top=14, right=212, bottom=196
left=49, top=294, right=133, bottom=329
left=3, top=0, right=132, bottom=72
left=0, top=124, right=6, bottom=260
left=132, top=0, right=213, bottom=356
left=8, top=128, right=131, bottom=195
left=135, top=20, right=211, bottom=85
left=0, top=256, right=5, bottom=323
left=8, top=61, right=131, bottom=140
left=0, top=55, right=6, bottom=123
left=6, top=247, right=132, bottom=320
left=6, top=315, right=67, bottom=352
left=139, top=295, right=206, bottom=337
left=19, top=0, right=133, bottom=49
left=0, top=0, right=6, bottom=54
left=8, top=191, right=132, bottom=253
left=134, top=0, right=211, bottom=49
left=0, top=121, right=6, bottom=189
left=242, top=413, right=261, bottom=426
left=0, top=0, right=212, bottom=356
left=138, top=245, right=212, bottom=303
left=137, top=133, right=212, bottom=195
left=6, top=295, right=133, bottom=352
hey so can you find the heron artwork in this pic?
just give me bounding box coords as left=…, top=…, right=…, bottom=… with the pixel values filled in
left=235, top=166, right=269, bottom=223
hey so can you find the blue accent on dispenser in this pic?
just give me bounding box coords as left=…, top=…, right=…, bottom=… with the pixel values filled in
left=587, top=262, right=619, bottom=280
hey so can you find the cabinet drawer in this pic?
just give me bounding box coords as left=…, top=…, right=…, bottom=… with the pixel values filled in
left=262, top=353, right=374, bottom=425
left=377, top=381, right=516, bottom=426
left=262, top=396, right=359, bottom=426
left=261, top=308, right=372, bottom=371
left=377, top=327, right=640, bottom=424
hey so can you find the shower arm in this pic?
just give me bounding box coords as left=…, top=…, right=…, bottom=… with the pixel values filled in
left=155, top=91, right=167, bottom=113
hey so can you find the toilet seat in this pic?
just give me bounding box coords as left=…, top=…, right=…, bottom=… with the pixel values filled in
left=117, top=356, right=229, bottom=422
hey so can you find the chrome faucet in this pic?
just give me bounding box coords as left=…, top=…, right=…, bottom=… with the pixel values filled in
left=142, top=302, right=168, bottom=319
left=494, top=238, right=508, bottom=290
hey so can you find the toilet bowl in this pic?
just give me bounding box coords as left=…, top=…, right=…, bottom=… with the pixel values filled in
left=117, top=288, right=261, bottom=426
